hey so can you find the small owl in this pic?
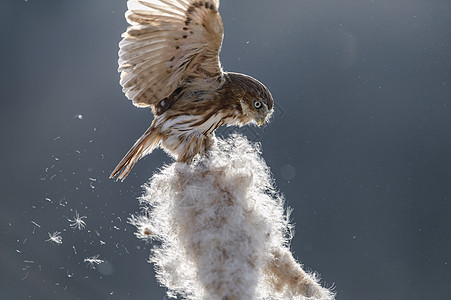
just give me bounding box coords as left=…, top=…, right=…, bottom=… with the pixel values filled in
left=111, top=0, right=274, bottom=180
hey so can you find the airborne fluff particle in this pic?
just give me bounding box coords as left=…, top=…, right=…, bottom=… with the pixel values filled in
left=68, top=211, right=87, bottom=230
left=84, top=255, right=104, bottom=269
left=45, top=231, right=63, bottom=245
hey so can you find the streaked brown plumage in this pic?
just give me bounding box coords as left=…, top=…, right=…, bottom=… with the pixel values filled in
left=110, top=0, right=274, bottom=180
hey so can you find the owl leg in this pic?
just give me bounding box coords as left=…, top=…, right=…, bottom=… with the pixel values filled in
left=201, top=133, right=216, bottom=161
left=176, top=132, right=215, bottom=163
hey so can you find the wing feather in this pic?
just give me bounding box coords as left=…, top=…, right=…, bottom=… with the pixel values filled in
left=155, top=0, right=188, bottom=13
left=137, top=2, right=186, bottom=18
left=126, top=11, right=182, bottom=25
left=119, top=0, right=223, bottom=107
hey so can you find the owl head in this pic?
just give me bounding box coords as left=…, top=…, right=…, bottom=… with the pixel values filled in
left=227, top=72, right=274, bottom=126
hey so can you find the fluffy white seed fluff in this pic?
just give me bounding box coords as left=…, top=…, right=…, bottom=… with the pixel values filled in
left=131, top=134, right=335, bottom=300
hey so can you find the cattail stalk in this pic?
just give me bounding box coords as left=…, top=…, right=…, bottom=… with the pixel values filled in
left=131, top=135, right=334, bottom=300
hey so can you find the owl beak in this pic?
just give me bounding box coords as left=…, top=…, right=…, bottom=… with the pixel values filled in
left=256, top=116, right=266, bottom=126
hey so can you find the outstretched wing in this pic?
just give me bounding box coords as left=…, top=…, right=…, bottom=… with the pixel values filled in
left=119, top=0, right=224, bottom=108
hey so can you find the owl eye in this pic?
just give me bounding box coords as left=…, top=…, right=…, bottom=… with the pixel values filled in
left=253, top=100, right=263, bottom=109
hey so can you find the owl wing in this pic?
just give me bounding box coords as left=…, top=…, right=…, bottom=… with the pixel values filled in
left=119, top=0, right=224, bottom=108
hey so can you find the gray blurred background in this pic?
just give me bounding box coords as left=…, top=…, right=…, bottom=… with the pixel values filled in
left=1, top=0, right=450, bottom=299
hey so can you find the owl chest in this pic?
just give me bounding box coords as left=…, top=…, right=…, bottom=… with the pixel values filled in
left=158, top=113, right=219, bottom=133
left=155, top=111, right=238, bottom=161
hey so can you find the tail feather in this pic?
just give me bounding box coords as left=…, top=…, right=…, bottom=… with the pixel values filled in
left=110, top=127, right=160, bottom=181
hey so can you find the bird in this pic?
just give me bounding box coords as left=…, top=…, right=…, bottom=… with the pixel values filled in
left=110, top=0, right=274, bottom=181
